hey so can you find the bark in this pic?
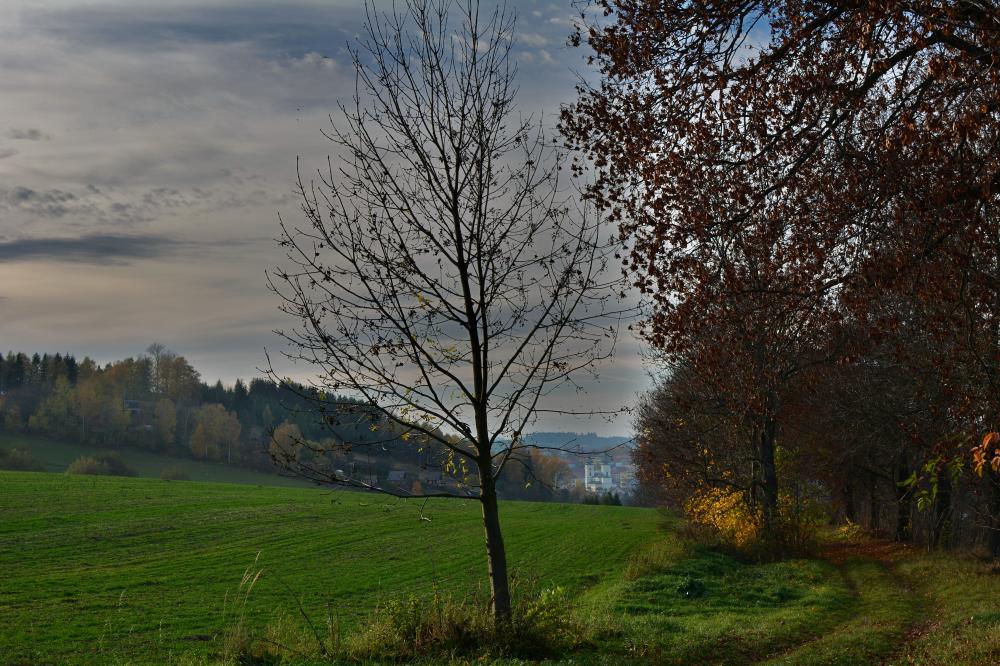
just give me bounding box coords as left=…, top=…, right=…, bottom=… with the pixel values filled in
left=479, top=472, right=512, bottom=622
left=868, top=470, right=880, bottom=534
left=988, top=470, right=1000, bottom=557
left=759, top=417, right=779, bottom=532
left=895, top=458, right=912, bottom=542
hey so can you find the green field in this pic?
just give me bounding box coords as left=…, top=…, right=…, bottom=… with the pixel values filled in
left=0, top=433, right=311, bottom=487
left=0, top=471, right=659, bottom=664
left=3, top=469, right=999, bottom=665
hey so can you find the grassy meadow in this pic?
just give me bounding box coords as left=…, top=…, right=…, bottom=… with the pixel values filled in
left=0, top=471, right=659, bottom=664
left=2, top=467, right=999, bottom=664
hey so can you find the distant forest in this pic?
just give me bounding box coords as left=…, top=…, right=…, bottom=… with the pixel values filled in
left=0, top=346, right=584, bottom=502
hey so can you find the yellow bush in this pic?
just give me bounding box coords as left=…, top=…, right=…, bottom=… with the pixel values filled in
left=684, top=486, right=760, bottom=548
left=684, top=486, right=825, bottom=555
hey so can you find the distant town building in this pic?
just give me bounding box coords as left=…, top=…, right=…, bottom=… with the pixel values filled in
left=584, top=461, right=614, bottom=493
left=615, top=466, right=636, bottom=490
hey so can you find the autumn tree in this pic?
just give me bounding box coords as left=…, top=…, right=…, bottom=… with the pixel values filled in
left=154, top=398, right=177, bottom=450
left=269, top=0, right=623, bottom=621
left=190, top=403, right=241, bottom=462
left=565, top=0, right=1000, bottom=543
left=28, top=376, right=76, bottom=439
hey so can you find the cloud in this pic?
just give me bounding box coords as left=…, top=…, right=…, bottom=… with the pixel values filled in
left=0, top=233, right=186, bottom=264
left=0, top=182, right=230, bottom=226
left=7, top=128, right=51, bottom=141
left=22, top=3, right=354, bottom=60
left=2, top=186, right=79, bottom=219
left=517, top=32, right=551, bottom=48
left=0, top=147, right=18, bottom=159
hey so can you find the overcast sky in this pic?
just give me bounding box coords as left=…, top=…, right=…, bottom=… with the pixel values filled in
left=0, top=0, right=649, bottom=434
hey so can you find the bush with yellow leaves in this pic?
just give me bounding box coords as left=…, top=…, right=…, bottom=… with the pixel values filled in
left=684, top=485, right=825, bottom=557
left=684, top=486, right=761, bottom=549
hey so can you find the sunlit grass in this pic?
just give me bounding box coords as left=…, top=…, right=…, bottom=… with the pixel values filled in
left=5, top=466, right=1000, bottom=665
left=0, top=471, right=659, bottom=664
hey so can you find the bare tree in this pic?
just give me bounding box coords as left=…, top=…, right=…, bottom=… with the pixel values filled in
left=269, top=0, right=624, bottom=622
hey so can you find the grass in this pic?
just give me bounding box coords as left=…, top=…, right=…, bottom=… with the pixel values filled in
left=4, top=467, right=1000, bottom=665
left=0, top=433, right=311, bottom=487
left=573, top=544, right=855, bottom=664
left=0, top=470, right=659, bottom=664
left=561, top=530, right=998, bottom=665
left=892, top=552, right=1000, bottom=665
left=763, top=558, right=918, bottom=665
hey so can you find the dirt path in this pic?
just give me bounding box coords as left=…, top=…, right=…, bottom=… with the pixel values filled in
left=819, top=537, right=913, bottom=566
left=760, top=537, right=931, bottom=665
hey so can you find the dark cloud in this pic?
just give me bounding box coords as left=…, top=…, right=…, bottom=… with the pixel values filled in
left=3, top=186, right=78, bottom=219
left=7, top=128, right=52, bottom=141
left=26, top=4, right=354, bottom=59
left=0, top=148, right=17, bottom=159
left=0, top=233, right=186, bottom=264
left=7, top=186, right=75, bottom=204
left=0, top=183, right=213, bottom=225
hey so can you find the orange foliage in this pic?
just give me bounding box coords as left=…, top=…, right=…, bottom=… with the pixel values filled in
left=972, top=432, right=1000, bottom=477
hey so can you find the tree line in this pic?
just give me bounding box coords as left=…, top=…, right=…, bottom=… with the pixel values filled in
left=0, top=346, right=325, bottom=468
left=564, top=0, right=1000, bottom=557
left=0, top=345, right=574, bottom=502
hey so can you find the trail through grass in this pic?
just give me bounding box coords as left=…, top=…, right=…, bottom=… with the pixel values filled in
left=574, top=545, right=855, bottom=664
left=567, top=532, right=996, bottom=666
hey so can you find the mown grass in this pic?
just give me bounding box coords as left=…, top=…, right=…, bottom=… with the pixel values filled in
left=0, top=433, right=311, bottom=487
left=4, top=467, right=1000, bottom=665
left=0, top=471, right=659, bottom=664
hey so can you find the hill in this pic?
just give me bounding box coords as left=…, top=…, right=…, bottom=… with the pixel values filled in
left=0, top=471, right=659, bottom=664
left=522, top=431, right=633, bottom=453
left=3, top=470, right=998, bottom=664
left=0, top=433, right=311, bottom=487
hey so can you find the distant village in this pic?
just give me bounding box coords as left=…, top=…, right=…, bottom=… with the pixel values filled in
left=358, top=432, right=639, bottom=503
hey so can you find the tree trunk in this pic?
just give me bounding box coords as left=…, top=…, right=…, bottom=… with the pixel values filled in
left=843, top=478, right=856, bottom=523
left=759, top=417, right=779, bottom=532
left=480, top=473, right=512, bottom=622
left=868, top=470, right=880, bottom=534
left=988, top=469, right=1000, bottom=557
left=932, top=476, right=952, bottom=548
left=895, top=457, right=912, bottom=542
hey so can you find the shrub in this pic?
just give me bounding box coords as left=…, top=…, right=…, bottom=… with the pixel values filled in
left=0, top=447, right=43, bottom=471
left=345, top=581, right=579, bottom=661
left=684, top=486, right=825, bottom=558
left=159, top=466, right=190, bottom=481
left=66, top=453, right=137, bottom=477
left=223, top=570, right=583, bottom=663
left=685, top=486, right=761, bottom=549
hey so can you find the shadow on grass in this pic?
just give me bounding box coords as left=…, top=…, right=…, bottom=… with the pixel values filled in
left=575, top=543, right=860, bottom=665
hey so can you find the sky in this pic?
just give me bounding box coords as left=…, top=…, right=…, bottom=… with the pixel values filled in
left=0, top=0, right=650, bottom=434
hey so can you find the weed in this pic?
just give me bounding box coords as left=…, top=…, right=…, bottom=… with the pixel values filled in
left=0, top=447, right=43, bottom=471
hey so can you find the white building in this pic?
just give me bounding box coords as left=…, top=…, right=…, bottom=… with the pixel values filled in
left=584, top=461, right=614, bottom=493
